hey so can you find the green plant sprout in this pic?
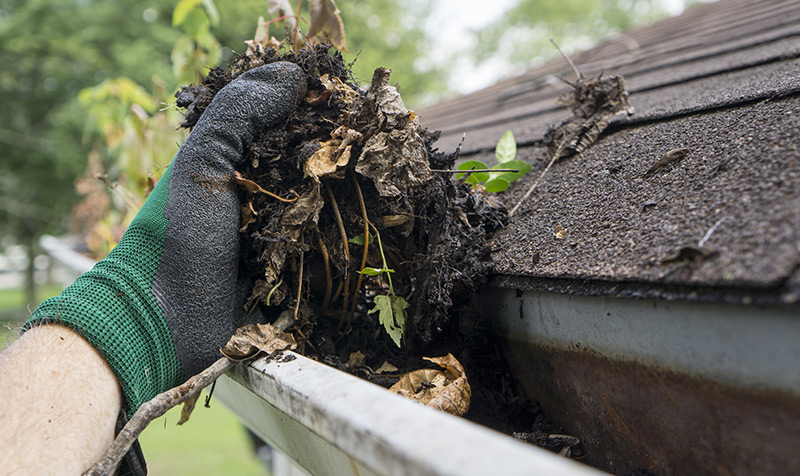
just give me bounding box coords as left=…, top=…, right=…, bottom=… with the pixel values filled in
left=456, top=130, right=532, bottom=193
left=358, top=225, right=408, bottom=347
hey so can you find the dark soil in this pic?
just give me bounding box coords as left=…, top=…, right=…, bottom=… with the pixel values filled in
left=177, top=44, right=576, bottom=456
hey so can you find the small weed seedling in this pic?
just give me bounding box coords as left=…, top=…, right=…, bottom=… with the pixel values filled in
left=357, top=225, right=408, bottom=347
left=456, top=130, right=531, bottom=192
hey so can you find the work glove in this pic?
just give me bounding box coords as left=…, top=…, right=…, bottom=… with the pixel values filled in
left=26, top=62, right=307, bottom=417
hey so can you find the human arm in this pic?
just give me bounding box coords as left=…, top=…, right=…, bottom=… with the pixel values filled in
left=0, top=324, right=122, bottom=475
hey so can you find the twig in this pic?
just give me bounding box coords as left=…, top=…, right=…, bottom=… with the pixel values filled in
left=316, top=229, right=333, bottom=313
left=509, top=142, right=567, bottom=217
left=350, top=171, right=370, bottom=313
left=698, top=218, right=725, bottom=247
left=82, top=357, right=236, bottom=476
left=550, top=38, right=583, bottom=80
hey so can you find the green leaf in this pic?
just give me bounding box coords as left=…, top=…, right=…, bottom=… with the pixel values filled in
left=491, top=159, right=532, bottom=183
left=484, top=177, right=510, bottom=193
left=181, top=8, right=211, bottom=37
left=358, top=267, right=394, bottom=276
left=348, top=233, right=374, bottom=246
left=201, top=0, right=220, bottom=26
left=495, top=130, right=517, bottom=164
left=173, top=0, right=202, bottom=27
left=369, top=294, right=408, bottom=347
left=456, top=160, right=489, bottom=184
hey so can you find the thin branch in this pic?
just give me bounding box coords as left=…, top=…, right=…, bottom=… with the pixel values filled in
left=551, top=38, right=583, bottom=80
left=82, top=357, right=236, bottom=476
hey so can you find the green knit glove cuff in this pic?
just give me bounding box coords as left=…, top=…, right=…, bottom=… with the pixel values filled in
left=25, top=165, right=182, bottom=417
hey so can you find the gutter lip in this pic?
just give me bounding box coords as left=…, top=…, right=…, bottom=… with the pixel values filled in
left=217, top=351, right=609, bottom=476
left=489, top=274, right=800, bottom=307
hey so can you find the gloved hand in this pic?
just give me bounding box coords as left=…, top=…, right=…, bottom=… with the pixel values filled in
left=26, top=62, right=307, bottom=416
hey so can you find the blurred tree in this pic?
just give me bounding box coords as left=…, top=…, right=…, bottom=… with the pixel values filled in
left=0, top=0, right=180, bottom=306
left=472, top=0, right=667, bottom=70
left=0, top=0, right=443, bottom=307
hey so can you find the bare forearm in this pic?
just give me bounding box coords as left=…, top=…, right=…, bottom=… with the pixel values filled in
left=0, top=324, right=122, bottom=475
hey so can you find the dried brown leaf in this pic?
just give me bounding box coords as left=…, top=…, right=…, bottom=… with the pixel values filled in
left=240, top=200, right=257, bottom=232
left=177, top=392, right=201, bottom=426
left=221, top=323, right=298, bottom=360
left=308, top=0, right=347, bottom=51
left=375, top=361, right=399, bottom=374
left=304, top=138, right=351, bottom=179
left=347, top=351, right=366, bottom=367
left=389, top=353, right=471, bottom=416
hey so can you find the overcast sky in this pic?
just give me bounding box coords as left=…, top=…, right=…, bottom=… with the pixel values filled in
left=424, top=0, right=692, bottom=97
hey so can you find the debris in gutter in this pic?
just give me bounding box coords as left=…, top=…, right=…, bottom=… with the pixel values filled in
left=389, top=353, right=471, bottom=416
left=644, top=148, right=689, bottom=177
left=509, top=40, right=634, bottom=217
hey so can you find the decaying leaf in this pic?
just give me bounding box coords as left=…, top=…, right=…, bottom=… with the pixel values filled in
left=280, top=182, right=324, bottom=240
left=355, top=69, right=432, bottom=197
left=389, top=353, right=471, bottom=416
left=554, top=225, right=567, bottom=240
left=177, top=392, right=202, bottom=426
left=304, top=126, right=363, bottom=180
left=304, top=138, right=352, bottom=179
left=368, top=294, right=408, bottom=347
left=221, top=323, right=298, bottom=360
left=645, top=147, right=689, bottom=177
left=375, top=361, right=399, bottom=374
left=319, top=73, right=359, bottom=104
left=308, top=0, right=347, bottom=51
left=347, top=351, right=366, bottom=367
left=240, top=200, right=257, bottom=232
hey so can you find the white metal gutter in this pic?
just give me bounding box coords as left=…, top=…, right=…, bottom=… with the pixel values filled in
left=215, top=352, right=609, bottom=476
left=481, top=285, right=800, bottom=475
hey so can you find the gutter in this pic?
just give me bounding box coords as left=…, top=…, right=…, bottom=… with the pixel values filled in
left=215, top=351, right=608, bottom=476
left=482, top=285, right=800, bottom=475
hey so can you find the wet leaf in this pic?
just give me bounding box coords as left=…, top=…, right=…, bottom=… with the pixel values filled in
left=308, top=0, right=347, bottom=51
left=389, top=353, right=471, bottom=416
left=369, top=294, right=407, bottom=347
left=221, top=323, right=297, bottom=360
left=456, top=160, right=489, bottom=184
left=177, top=392, right=201, bottom=426
left=495, top=130, right=517, bottom=164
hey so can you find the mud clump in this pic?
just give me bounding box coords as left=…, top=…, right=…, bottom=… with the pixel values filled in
left=177, top=44, right=552, bottom=447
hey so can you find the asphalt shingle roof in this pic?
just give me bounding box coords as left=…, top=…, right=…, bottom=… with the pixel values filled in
left=419, top=0, right=800, bottom=304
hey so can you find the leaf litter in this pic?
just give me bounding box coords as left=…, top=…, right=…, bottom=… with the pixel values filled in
left=176, top=44, right=581, bottom=457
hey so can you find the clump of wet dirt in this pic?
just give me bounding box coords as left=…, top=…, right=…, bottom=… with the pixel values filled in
left=177, top=44, right=568, bottom=452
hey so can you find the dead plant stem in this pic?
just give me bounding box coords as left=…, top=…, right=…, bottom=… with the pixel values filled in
left=351, top=171, right=370, bottom=313
left=315, top=229, right=333, bottom=312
